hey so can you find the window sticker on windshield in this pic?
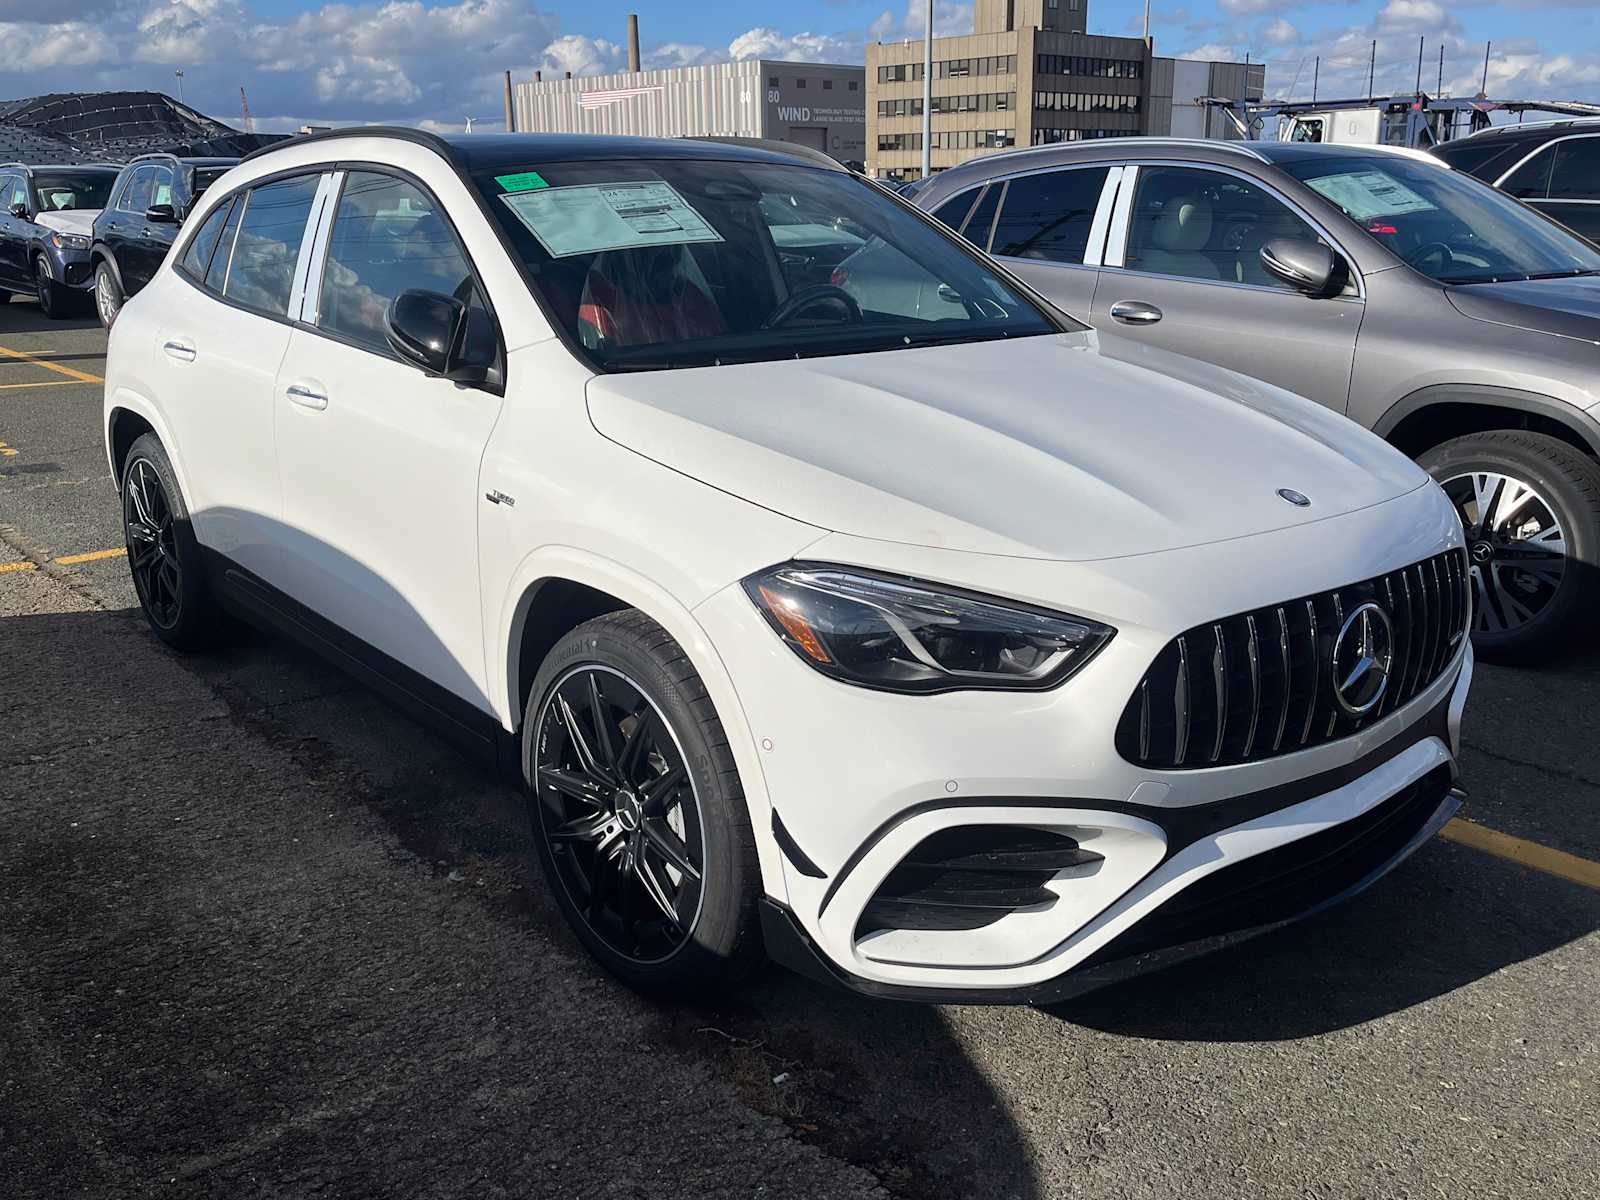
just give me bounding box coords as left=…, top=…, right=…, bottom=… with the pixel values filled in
left=1304, top=171, right=1436, bottom=221
left=498, top=181, right=724, bottom=257
left=496, top=170, right=548, bottom=193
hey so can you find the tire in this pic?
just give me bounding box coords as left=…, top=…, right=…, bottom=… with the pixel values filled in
left=521, top=610, right=764, bottom=995
left=1418, top=430, right=1600, bottom=663
left=120, top=433, right=231, bottom=652
left=93, top=259, right=123, bottom=329
left=33, top=254, right=78, bottom=320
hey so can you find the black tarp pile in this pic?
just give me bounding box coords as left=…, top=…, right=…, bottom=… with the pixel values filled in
left=0, top=91, right=286, bottom=164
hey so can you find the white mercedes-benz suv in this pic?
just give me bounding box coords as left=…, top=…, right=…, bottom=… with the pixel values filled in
left=104, top=129, right=1472, bottom=1003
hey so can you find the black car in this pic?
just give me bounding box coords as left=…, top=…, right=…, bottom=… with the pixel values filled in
left=90, top=154, right=237, bottom=327
left=1433, top=120, right=1600, bottom=242
left=0, top=162, right=119, bottom=317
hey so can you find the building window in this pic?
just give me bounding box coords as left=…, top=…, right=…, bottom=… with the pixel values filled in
left=1033, top=91, right=1141, bottom=114
left=878, top=92, right=1017, bottom=119
left=849, top=80, right=859, bottom=90
left=796, top=78, right=806, bottom=88
left=1035, top=54, right=1142, bottom=80
left=823, top=79, right=833, bottom=90
left=769, top=76, right=779, bottom=87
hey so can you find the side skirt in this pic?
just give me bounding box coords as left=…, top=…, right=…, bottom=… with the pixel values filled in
left=201, top=548, right=522, bottom=782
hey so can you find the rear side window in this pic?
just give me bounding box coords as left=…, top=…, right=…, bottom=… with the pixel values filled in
left=931, top=189, right=979, bottom=231
left=150, top=166, right=176, bottom=209
left=317, top=171, right=476, bottom=353
left=205, top=197, right=245, bottom=292
left=991, top=167, right=1110, bottom=262
left=1501, top=148, right=1553, bottom=200
left=1432, top=141, right=1518, bottom=179
left=178, top=197, right=235, bottom=281
left=222, top=175, right=321, bottom=315
left=1548, top=138, right=1600, bottom=201
left=958, top=184, right=1001, bottom=250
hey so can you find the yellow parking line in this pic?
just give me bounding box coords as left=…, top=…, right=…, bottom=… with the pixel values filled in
left=0, top=379, right=78, bottom=391
left=1441, top=818, right=1600, bottom=890
left=0, top=546, right=125, bottom=574
left=0, top=345, right=104, bottom=385
left=55, top=547, right=126, bottom=566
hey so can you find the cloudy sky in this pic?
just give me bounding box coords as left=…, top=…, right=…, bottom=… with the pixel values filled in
left=1, top=0, right=1597, bottom=133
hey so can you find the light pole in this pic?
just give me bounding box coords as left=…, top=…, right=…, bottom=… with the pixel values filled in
left=920, top=0, right=932, bottom=179
left=174, top=69, right=185, bottom=105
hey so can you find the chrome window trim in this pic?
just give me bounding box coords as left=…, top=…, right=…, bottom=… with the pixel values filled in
left=1530, top=197, right=1600, bottom=206
left=1102, top=164, right=1138, bottom=267
left=290, top=171, right=342, bottom=324
left=1491, top=132, right=1600, bottom=191
left=1101, top=158, right=1366, bottom=301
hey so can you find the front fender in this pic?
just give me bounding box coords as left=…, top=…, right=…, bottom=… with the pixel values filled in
left=492, top=545, right=791, bottom=904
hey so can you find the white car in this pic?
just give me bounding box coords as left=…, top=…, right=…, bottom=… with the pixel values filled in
left=104, top=130, right=1473, bottom=1002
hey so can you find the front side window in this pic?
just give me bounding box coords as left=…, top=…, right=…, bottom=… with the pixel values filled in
left=178, top=196, right=235, bottom=280
left=220, top=174, right=321, bottom=314
left=1282, top=154, right=1600, bottom=283
left=150, top=167, right=176, bottom=209
left=1548, top=138, right=1600, bottom=200
left=317, top=171, right=478, bottom=353
left=991, top=167, right=1110, bottom=263
left=122, top=167, right=156, bottom=213
left=1124, top=166, right=1320, bottom=288
left=473, top=158, right=1061, bottom=371
left=0, top=175, right=20, bottom=210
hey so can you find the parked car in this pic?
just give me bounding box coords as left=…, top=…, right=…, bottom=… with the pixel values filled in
left=90, top=153, right=237, bottom=328
left=1432, top=119, right=1600, bottom=243
left=0, top=161, right=119, bottom=317
left=105, top=128, right=1472, bottom=1003
left=911, top=138, right=1600, bottom=662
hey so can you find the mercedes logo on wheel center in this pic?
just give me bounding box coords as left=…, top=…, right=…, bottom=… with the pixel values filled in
left=1331, top=602, right=1396, bottom=716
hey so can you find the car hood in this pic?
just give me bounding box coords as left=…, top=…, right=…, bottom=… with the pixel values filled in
left=1444, top=275, right=1600, bottom=343
left=35, top=210, right=97, bottom=238
left=585, top=331, right=1428, bottom=562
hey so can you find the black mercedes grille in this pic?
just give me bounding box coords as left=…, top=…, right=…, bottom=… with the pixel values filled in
left=1116, top=549, right=1470, bottom=770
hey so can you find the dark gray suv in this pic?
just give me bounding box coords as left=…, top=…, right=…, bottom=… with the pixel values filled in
left=910, top=139, right=1600, bottom=662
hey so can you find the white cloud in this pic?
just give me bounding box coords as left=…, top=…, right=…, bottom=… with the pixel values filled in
left=729, top=27, right=862, bottom=63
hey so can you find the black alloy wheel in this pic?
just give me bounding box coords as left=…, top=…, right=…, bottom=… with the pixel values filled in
left=123, top=455, right=183, bottom=629
left=33, top=255, right=59, bottom=318
left=1421, top=430, right=1600, bottom=662
left=533, top=664, right=706, bottom=964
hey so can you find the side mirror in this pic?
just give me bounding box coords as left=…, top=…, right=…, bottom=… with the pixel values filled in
left=385, top=289, right=464, bottom=376
left=8, top=201, right=29, bottom=220
left=145, top=203, right=179, bottom=224
left=1260, top=238, right=1347, bottom=298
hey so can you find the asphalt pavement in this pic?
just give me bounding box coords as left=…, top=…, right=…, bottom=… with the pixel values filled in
left=2, top=296, right=1596, bottom=1199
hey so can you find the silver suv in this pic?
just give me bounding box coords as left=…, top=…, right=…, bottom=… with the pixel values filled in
left=910, top=139, right=1600, bottom=662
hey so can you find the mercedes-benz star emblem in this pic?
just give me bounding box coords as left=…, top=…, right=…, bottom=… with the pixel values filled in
left=1331, top=602, right=1395, bottom=716
left=1277, top=488, right=1312, bottom=507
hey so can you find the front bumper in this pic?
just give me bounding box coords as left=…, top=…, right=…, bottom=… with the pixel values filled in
left=40, top=243, right=94, bottom=289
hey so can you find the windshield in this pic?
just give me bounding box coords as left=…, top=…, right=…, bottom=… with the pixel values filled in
left=30, top=171, right=116, bottom=212
left=473, top=158, right=1060, bottom=371
left=1282, top=155, right=1600, bottom=284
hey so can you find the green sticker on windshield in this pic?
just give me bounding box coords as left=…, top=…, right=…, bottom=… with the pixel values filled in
left=496, top=171, right=549, bottom=193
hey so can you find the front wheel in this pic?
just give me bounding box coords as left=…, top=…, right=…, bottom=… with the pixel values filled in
left=1420, top=430, right=1600, bottom=663
left=94, top=260, right=123, bottom=329
left=522, top=611, right=764, bottom=995
left=33, top=255, right=78, bottom=320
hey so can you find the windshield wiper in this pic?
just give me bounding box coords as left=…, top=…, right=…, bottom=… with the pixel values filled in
left=1523, top=268, right=1600, bottom=280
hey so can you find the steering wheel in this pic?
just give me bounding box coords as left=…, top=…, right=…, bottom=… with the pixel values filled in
left=760, top=284, right=863, bottom=330
left=1405, top=241, right=1456, bottom=271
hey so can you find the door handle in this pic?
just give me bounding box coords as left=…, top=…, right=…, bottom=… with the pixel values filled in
left=1109, top=300, right=1163, bottom=325
left=285, top=383, right=328, bottom=411
left=162, top=339, right=196, bottom=362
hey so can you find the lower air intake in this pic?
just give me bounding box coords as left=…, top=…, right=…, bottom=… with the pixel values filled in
left=856, top=825, right=1104, bottom=937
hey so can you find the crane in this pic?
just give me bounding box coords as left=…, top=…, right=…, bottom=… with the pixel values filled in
left=239, top=86, right=255, bottom=134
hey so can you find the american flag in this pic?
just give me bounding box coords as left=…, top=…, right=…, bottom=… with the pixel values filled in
left=577, top=85, right=666, bottom=110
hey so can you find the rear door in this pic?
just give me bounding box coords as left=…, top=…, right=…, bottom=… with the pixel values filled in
left=107, top=166, right=156, bottom=295
left=0, top=172, right=25, bottom=286
left=1094, top=162, right=1363, bottom=411
left=985, top=163, right=1120, bottom=320
left=127, top=164, right=179, bottom=292
left=1537, top=136, right=1600, bottom=243
left=153, top=172, right=328, bottom=584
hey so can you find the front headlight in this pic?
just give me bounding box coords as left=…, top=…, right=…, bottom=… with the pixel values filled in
left=743, top=564, right=1113, bottom=694
left=48, top=232, right=90, bottom=250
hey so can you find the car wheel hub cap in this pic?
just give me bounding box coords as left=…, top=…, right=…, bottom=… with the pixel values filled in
left=1441, top=471, right=1567, bottom=636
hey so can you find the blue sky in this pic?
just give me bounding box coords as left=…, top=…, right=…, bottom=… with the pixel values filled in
left=2, top=1, right=1598, bottom=132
